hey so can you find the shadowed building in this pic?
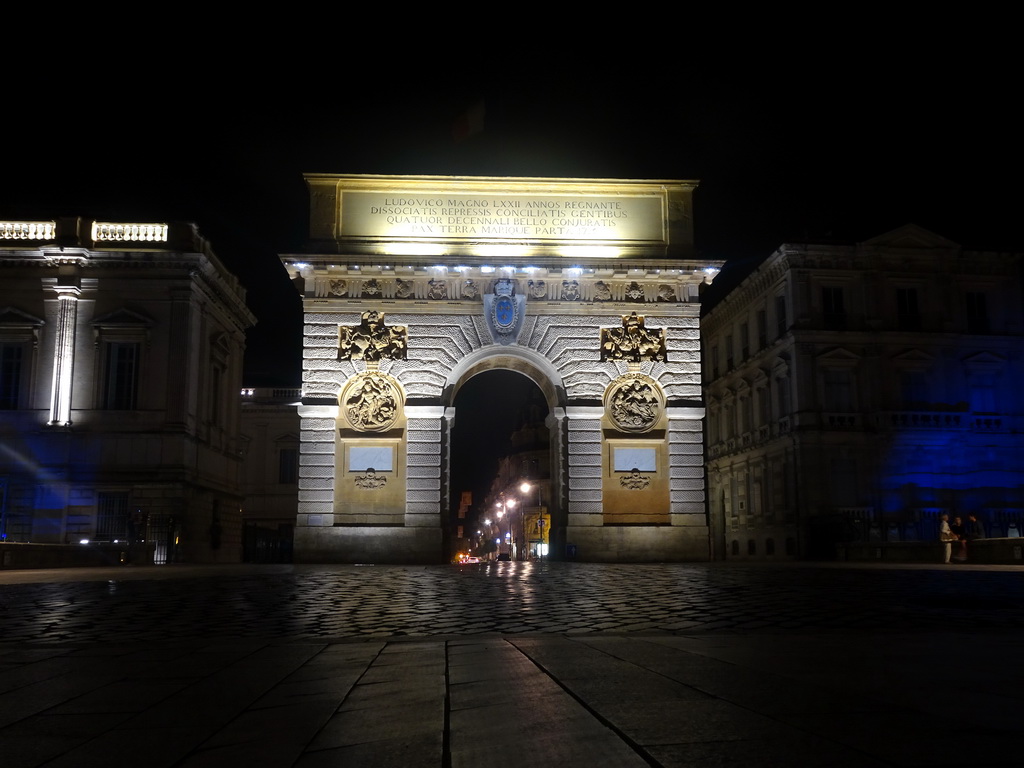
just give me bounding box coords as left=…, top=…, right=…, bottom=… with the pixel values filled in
left=702, top=225, right=1024, bottom=560
left=0, top=218, right=255, bottom=565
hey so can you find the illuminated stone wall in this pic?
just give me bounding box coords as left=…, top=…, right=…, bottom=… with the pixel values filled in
left=0, top=218, right=254, bottom=564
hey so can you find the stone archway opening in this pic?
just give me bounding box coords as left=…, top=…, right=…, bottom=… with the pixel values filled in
left=449, top=368, right=554, bottom=563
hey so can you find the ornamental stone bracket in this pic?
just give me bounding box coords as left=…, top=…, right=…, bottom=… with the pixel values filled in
left=619, top=469, right=652, bottom=490
left=600, top=312, right=667, bottom=363
left=354, top=469, right=388, bottom=489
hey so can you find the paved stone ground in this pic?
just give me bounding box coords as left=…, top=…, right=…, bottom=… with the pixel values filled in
left=1, top=561, right=1022, bottom=767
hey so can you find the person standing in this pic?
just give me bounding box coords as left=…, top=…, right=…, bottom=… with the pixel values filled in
left=938, top=513, right=955, bottom=563
left=950, top=515, right=967, bottom=562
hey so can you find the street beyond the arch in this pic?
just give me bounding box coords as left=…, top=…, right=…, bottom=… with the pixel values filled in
left=1, top=562, right=1022, bottom=767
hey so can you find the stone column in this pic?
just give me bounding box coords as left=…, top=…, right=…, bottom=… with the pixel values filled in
left=47, top=285, right=80, bottom=426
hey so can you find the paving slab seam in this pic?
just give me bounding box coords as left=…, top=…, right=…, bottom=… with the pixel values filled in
left=509, top=638, right=663, bottom=768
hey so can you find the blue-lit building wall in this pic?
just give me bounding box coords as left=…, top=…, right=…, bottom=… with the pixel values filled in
left=704, top=225, right=1024, bottom=559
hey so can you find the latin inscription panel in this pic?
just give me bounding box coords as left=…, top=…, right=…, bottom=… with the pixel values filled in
left=340, top=192, right=665, bottom=243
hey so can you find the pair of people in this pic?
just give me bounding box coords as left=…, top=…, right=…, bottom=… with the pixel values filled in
left=939, top=513, right=985, bottom=563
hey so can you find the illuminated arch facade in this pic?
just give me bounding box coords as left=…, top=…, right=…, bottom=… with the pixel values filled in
left=286, top=175, right=723, bottom=563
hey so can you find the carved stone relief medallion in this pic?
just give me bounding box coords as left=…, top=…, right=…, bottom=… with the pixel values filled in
left=427, top=280, right=448, bottom=300
left=604, top=372, right=665, bottom=433
left=340, top=370, right=403, bottom=432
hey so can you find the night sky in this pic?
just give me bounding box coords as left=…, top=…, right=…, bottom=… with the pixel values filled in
left=5, top=57, right=1016, bottom=511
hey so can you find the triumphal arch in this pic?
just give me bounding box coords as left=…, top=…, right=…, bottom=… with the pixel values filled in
left=283, top=174, right=721, bottom=563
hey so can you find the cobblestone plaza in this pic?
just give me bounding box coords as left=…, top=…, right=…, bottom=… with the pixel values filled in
left=2, top=562, right=1022, bottom=767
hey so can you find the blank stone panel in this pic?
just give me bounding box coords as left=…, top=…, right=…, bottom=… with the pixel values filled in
left=298, top=478, right=333, bottom=490
left=305, top=348, right=340, bottom=359
left=569, top=465, right=602, bottom=477
left=300, top=454, right=334, bottom=466
left=671, top=419, right=703, bottom=432
left=569, top=489, right=602, bottom=502
left=407, top=465, right=440, bottom=478
left=298, top=502, right=334, bottom=514
left=300, top=419, right=336, bottom=431
left=300, top=441, right=336, bottom=455
left=406, top=514, right=439, bottom=527
left=669, top=452, right=704, bottom=467
left=568, top=423, right=602, bottom=434
left=672, top=467, right=706, bottom=479
left=301, top=431, right=334, bottom=443
left=406, top=489, right=439, bottom=503
left=568, top=504, right=604, bottom=516
left=407, top=420, right=442, bottom=432
left=301, top=466, right=335, bottom=479
left=671, top=490, right=707, bottom=502
left=406, top=502, right=440, bottom=514
left=298, top=490, right=333, bottom=502
left=669, top=442, right=705, bottom=455
left=407, top=442, right=442, bottom=455
left=568, top=476, right=603, bottom=490
left=670, top=479, right=707, bottom=491
left=568, top=443, right=603, bottom=455
left=408, top=478, right=440, bottom=491
left=408, top=453, right=441, bottom=467
left=569, top=453, right=602, bottom=467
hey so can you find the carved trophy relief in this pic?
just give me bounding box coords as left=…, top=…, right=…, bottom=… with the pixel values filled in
left=338, top=311, right=407, bottom=363
left=600, top=312, right=668, bottom=363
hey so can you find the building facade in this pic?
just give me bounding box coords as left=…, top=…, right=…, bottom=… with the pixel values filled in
left=703, top=225, right=1024, bottom=559
left=239, top=386, right=301, bottom=562
left=286, top=175, right=721, bottom=563
left=0, top=218, right=255, bottom=565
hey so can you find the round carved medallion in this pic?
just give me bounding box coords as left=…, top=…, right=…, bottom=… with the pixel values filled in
left=604, top=373, right=665, bottom=433
left=340, top=371, right=403, bottom=432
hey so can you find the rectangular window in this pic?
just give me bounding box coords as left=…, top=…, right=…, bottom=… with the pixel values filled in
left=823, top=369, right=854, bottom=411
left=756, top=310, right=767, bottom=350
left=969, top=373, right=997, bottom=413
left=726, top=334, right=734, bottom=370
left=822, top=287, right=846, bottom=330
left=900, top=371, right=929, bottom=409
left=0, top=343, right=23, bottom=409
left=710, top=344, right=719, bottom=379
left=775, top=296, right=787, bottom=338
left=757, top=386, right=770, bottom=426
left=209, top=366, right=222, bottom=425
left=776, top=379, right=791, bottom=416
left=96, top=492, right=130, bottom=542
left=966, top=292, right=990, bottom=333
left=278, top=448, right=299, bottom=484
left=103, top=342, right=139, bottom=410
left=740, top=323, right=750, bottom=360
left=896, top=288, right=920, bottom=331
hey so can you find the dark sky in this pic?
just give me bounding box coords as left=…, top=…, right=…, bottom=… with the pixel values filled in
left=4, top=59, right=1016, bottom=384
